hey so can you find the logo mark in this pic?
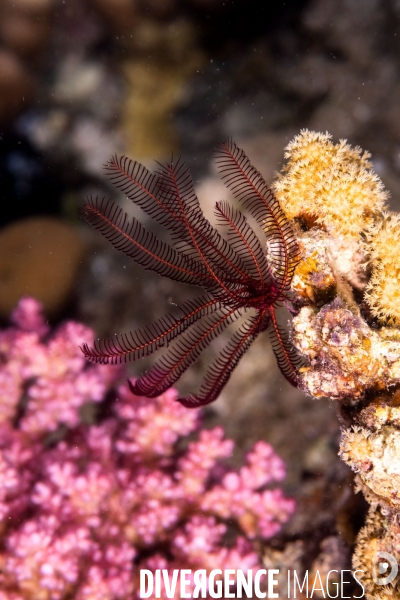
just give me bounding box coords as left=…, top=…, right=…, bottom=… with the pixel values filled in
left=372, top=552, right=398, bottom=586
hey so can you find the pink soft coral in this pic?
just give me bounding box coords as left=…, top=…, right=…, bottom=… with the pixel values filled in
left=0, top=298, right=295, bottom=599
left=0, top=297, right=118, bottom=434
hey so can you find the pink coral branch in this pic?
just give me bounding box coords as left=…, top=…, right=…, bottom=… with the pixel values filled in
left=0, top=298, right=295, bottom=599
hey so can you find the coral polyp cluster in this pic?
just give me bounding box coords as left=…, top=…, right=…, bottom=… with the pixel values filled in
left=352, top=506, right=400, bottom=600
left=364, top=213, right=400, bottom=326
left=0, top=298, right=294, bottom=599
left=340, top=425, right=400, bottom=509
left=274, top=129, right=400, bottom=334
left=273, top=129, right=388, bottom=238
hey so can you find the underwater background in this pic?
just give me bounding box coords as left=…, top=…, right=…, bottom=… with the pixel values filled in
left=1, top=1, right=399, bottom=597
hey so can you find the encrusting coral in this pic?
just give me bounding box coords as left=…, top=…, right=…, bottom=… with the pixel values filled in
left=293, top=299, right=400, bottom=400
left=0, top=297, right=295, bottom=599
left=276, top=130, right=400, bottom=598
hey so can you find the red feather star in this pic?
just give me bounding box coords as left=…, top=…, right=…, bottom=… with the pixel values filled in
left=81, top=139, right=303, bottom=407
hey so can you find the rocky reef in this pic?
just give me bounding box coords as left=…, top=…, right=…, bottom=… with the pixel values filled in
left=279, top=130, right=400, bottom=599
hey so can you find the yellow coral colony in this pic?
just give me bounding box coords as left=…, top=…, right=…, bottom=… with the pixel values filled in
left=274, top=129, right=400, bottom=327
left=273, top=129, right=388, bottom=238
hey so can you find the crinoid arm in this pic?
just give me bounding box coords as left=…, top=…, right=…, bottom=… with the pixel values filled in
left=155, top=158, right=258, bottom=300
left=81, top=295, right=220, bottom=364
left=215, top=139, right=300, bottom=293
left=129, top=306, right=241, bottom=397
left=214, top=200, right=269, bottom=284
left=105, top=154, right=251, bottom=296
left=82, top=196, right=211, bottom=287
left=268, top=307, right=304, bottom=387
left=178, top=311, right=269, bottom=408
